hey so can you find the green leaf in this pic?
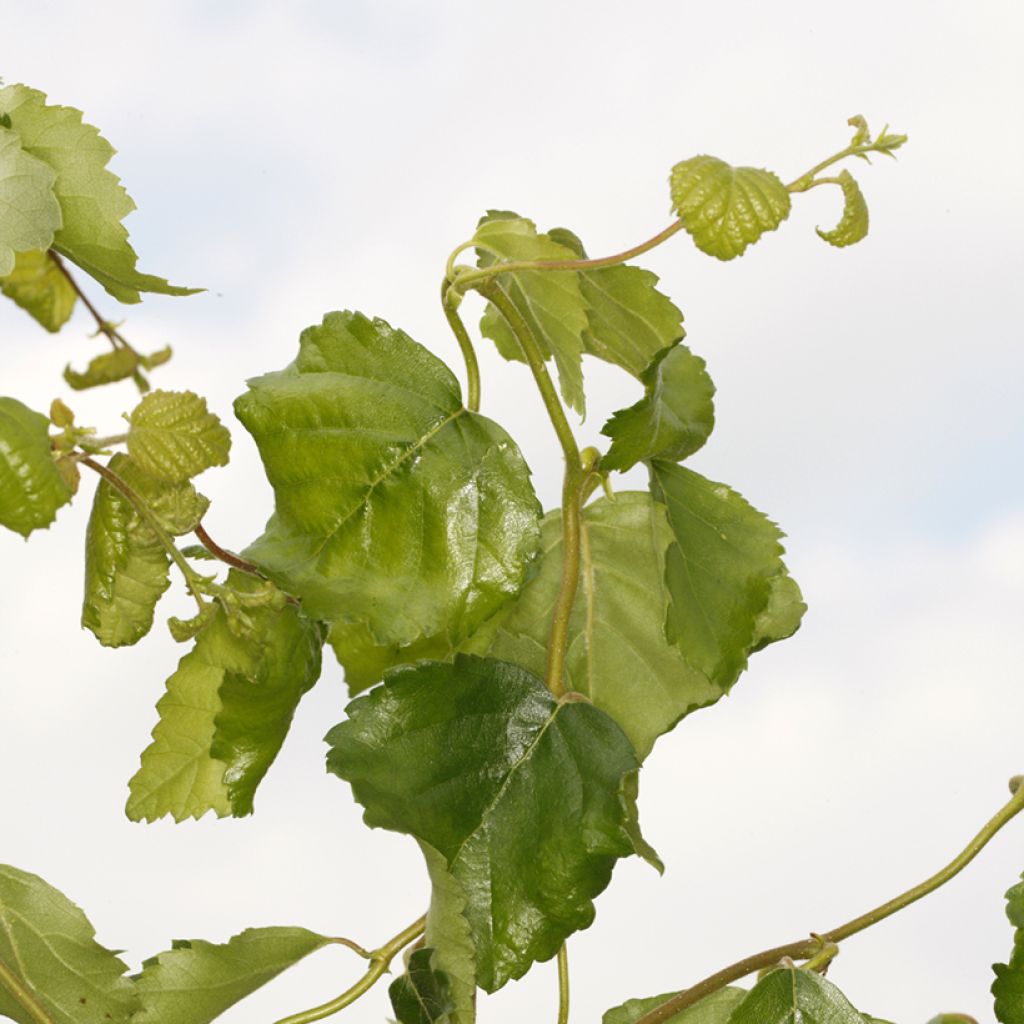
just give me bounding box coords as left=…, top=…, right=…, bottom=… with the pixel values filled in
left=235, top=310, right=541, bottom=656
left=0, top=396, right=72, bottom=537
left=131, top=927, right=334, bottom=1024
left=126, top=390, right=231, bottom=483
left=64, top=348, right=140, bottom=390
left=326, top=655, right=638, bottom=992
left=650, top=461, right=802, bottom=689
left=601, top=340, right=715, bottom=472
left=0, top=863, right=139, bottom=1024
left=474, top=212, right=589, bottom=415
left=0, top=127, right=61, bottom=277
left=816, top=170, right=869, bottom=248
left=992, top=873, right=1024, bottom=1022
left=389, top=948, right=456, bottom=1024
left=126, top=572, right=325, bottom=821
left=0, top=249, right=76, bottom=331
left=328, top=620, right=454, bottom=695
left=751, top=571, right=807, bottom=652
left=0, top=84, right=198, bottom=303
left=669, top=156, right=791, bottom=260
left=728, top=965, right=867, bottom=1024
left=464, top=493, right=727, bottom=760
left=603, top=986, right=748, bottom=1024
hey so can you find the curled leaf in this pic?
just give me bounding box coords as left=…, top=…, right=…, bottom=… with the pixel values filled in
left=816, top=170, right=869, bottom=248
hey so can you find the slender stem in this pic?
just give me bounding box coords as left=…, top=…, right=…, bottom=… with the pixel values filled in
left=785, top=137, right=903, bottom=193
left=557, top=943, right=570, bottom=1024
left=633, top=780, right=1024, bottom=1024
left=0, top=955, right=54, bottom=1024
left=80, top=456, right=207, bottom=613
left=272, top=915, right=426, bottom=1024
left=194, top=523, right=264, bottom=576
left=440, top=279, right=481, bottom=412
left=76, top=432, right=129, bottom=452
left=50, top=251, right=119, bottom=348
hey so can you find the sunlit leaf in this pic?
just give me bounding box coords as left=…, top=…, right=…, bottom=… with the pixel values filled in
left=0, top=127, right=60, bottom=277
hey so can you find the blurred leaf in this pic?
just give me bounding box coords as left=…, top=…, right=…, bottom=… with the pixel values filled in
left=0, top=127, right=60, bottom=277
left=0, top=249, right=75, bottom=331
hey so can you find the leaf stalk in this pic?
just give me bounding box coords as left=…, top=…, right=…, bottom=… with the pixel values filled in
left=0, top=955, right=55, bottom=1024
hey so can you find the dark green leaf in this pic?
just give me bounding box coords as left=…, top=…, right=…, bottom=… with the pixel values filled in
left=816, top=170, right=869, bottom=248
left=603, top=986, right=748, bottom=1024
left=0, top=396, right=72, bottom=537
left=326, top=655, right=638, bottom=991
left=389, top=948, right=455, bottom=1024
left=729, top=966, right=867, bottom=1024
left=992, top=872, right=1024, bottom=1022
left=0, top=249, right=76, bottom=332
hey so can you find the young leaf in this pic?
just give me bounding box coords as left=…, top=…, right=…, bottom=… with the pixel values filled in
left=728, top=965, right=868, bottom=1024
left=0, top=863, right=139, bottom=1024
left=64, top=348, right=140, bottom=390
left=126, top=390, right=231, bottom=483
left=0, top=396, right=73, bottom=537
left=751, top=571, right=807, bottom=652
left=0, top=128, right=61, bottom=277
left=0, top=84, right=198, bottom=303
left=328, top=619, right=454, bottom=695
left=127, top=572, right=325, bottom=821
left=669, top=156, right=791, bottom=260
left=601, top=340, right=716, bottom=472
left=650, top=461, right=802, bottom=689
left=326, top=654, right=639, bottom=991
left=389, top=948, right=456, bottom=1024
left=235, top=310, right=541, bottom=655
left=603, top=986, right=748, bottom=1024
left=0, top=248, right=76, bottom=331
left=816, top=170, right=869, bottom=248
left=463, top=493, right=727, bottom=759
left=131, top=927, right=335, bottom=1024
left=992, top=872, right=1024, bottom=1022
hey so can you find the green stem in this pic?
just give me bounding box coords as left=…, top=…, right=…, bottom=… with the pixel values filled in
left=80, top=455, right=207, bottom=614
left=557, top=943, right=570, bottom=1024
left=272, top=915, right=426, bottom=1024
left=786, top=139, right=900, bottom=193
left=440, top=279, right=481, bottom=412
left=633, top=779, right=1024, bottom=1024
left=0, top=955, right=54, bottom=1024
left=76, top=432, right=129, bottom=453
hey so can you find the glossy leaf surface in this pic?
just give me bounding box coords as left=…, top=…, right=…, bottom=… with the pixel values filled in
left=0, top=249, right=75, bottom=331
left=326, top=655, right=638, bottom=991
left=729, top=966, right=867, bottom=1024
left=603, top=986, right=748, bottom=1024
left=817, top=170, right=869, bottom=248
left=389, top=948, right=455, bottom=1024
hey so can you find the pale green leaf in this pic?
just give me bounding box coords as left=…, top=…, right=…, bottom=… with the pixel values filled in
left=0, top=249, right=75, bottom=332
left=131, top=926, right=334, bottom=1024
left=0, top=127, right=60, bottom=277
left=601, top=340, right=715, bottom=472
left=751, top=571, right=807, bottom=652
left=328, top=620, right=453, bottom=695
left=650, top=461, right=802, bottom=689
left=816, top=170, right=869, bottom=248
left=0, top=864, right=139, bottom=1024
left=670, top=156, right=791, bottom=260
left=235, top=310, right=541, bottom=656
left=127, top=572, right=324, bottom=821
left=326, top=655, right=638, bottom=992
left=64, top=348, right=140, bottom=390
left=464, top=493, right=726, bottom=759
left=603, top=986, right=747, bottom=1024
left=126, top=390, right=231, bottom=483
left=729, top=965, right=867, bottom=1024
left=0, top=396, right=72, bottom=537
left=0, top=84, right=198, bottom=303
left=389, top=948, right=455, bottom=1024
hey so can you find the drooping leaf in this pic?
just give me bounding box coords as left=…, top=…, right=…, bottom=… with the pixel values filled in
left=0, top=127, right=61, bottom=277
left=0, top=248, right=76, bottom=331
left=603, top=985, right=748, bottom=1024
left=650, top=461, right=801, bottom=689
left=474, top=212, right=589, bottom=415
left=389, top=948, right=456, bottom=1024
left=131, top=927, right=334, bottom=1024
left=126, top=390, right=231, bottom=483
left=816, top=170, right=869, bottom=248
left=600, top=340, right=715, bottom=472
left=235, top=310, right=541, bottom=657
left=463, top=493, right=727, bottom=760
left=127, top=572, right=324, bottom=821
left=64, top=348, right=140, bottom=390
left=326, top=655, right=638, bottom=992
left=0, top=864, right=139, bottom=1024
left=728, top=965, right=868, bottom=1024
left=669, top=156, right=791, bottom=260
left=992, top=873, right=1024, bottom=1022
left=0, top=84, right=198, bottom=303
left=0, top=396, right=72, bottom=537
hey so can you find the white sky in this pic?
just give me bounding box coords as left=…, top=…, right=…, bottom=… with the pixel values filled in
left=2, top=2, right=1023, bottom=1021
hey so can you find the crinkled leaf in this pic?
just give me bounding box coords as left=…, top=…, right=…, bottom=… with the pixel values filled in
left=235, top=310, right=540, bottom=656
left=0, top=127, right=61, bottom=277
left=328, top=620, right=454, bottom=695
left=474, top=212, right=588, bottom=415
left=0, top=84, right=197, bottom=303
left=0, top=396, right=72, bottom=537
left=992, top=872, right=1024, bottom=1021
left=0, top=864, right=139, bottom=1024
left=131, top=927, right=333, bottom=1024
left=0, top=248, right=75, bottom=331
left=603, top=986, right=748, bottom=1024
left=650, top=461, right=801, bottom=689
left=64, top=348, right=140, bottom=390
left=816, top=170, right=869, bottom=248
left=670, top=156, right=791, bottom=260
left=126, top=390, right=231, bottom=483
left=601, top=341, right=715, bottom=472
left=127, top=572, right=324, bottom=821
left=729, top=966, right=867, bottom=1024
left=326, top=655, right=638, bottom=992
left=389, top=948, right=456, bottom=1024
left=464, top=493, right=726, bottom=760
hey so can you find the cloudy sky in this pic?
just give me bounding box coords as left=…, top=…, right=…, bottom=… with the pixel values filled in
left=2, top=1, right=1023, bottom=1021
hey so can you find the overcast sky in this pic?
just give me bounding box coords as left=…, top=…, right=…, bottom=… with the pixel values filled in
left=2, top=2, right=1023, bottom=1022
